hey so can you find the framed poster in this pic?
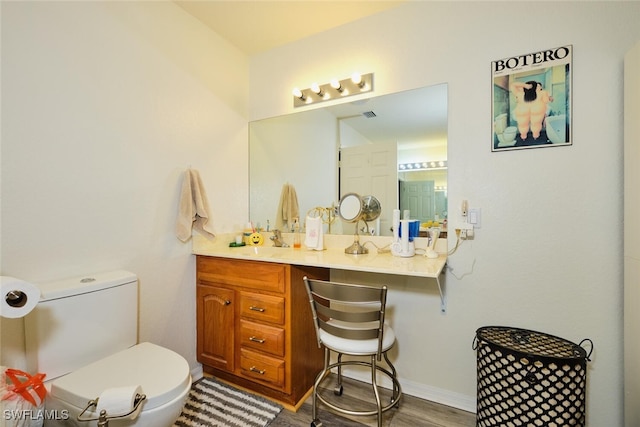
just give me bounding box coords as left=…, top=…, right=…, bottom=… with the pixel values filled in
left=492, top=45, right=572, bottom=151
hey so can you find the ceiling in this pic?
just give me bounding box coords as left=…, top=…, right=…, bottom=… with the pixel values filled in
left=173, top=1, right=405, bottom=55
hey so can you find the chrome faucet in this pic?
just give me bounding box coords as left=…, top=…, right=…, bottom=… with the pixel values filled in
left=270, top=230, right=288, bottom=247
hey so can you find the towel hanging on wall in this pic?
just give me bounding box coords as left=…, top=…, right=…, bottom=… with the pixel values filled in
left=176, top=168, right=215, bottom=242
left=275, top=183, right=299, bottom=231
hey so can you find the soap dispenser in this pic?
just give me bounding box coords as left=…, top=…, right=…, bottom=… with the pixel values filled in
left=292, top=219, right=301, bottom=249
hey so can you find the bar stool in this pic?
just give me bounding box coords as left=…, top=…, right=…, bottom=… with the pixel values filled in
left=303, top=276, right=402, bottom=427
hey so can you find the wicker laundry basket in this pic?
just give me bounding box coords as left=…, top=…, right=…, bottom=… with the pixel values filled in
left=474, top=326, right=593, bottom=427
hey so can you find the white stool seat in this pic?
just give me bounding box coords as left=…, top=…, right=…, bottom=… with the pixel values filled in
left=319, top=323, right=396, bottom=355
left=50, top=342, right=191, bottom=412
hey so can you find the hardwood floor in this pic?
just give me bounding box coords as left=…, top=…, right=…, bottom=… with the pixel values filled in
left=271, top=375, right=476, bottom=427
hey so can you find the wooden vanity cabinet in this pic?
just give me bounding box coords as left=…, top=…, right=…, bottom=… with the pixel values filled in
left=196, top=255, right=329, bottom=407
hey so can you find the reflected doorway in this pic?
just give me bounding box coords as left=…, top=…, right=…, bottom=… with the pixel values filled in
left=399, top=180, right=434, bottom=222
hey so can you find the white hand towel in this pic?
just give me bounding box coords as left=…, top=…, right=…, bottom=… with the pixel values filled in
left=176, top=169, right=216, bottom=242
left=305, top=215, right=324, bottom=250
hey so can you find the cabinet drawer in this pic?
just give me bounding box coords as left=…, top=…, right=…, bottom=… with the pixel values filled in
left=240, top=292, right=285, bottom=325
left=240, top=349, right=285, bottom=390
left=240, top=319, right=285, bottom=357
left=197, top=256, right=286, bottom=293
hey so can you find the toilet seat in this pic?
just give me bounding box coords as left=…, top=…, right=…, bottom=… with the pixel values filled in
left=49, top=342, right=191, bottom=413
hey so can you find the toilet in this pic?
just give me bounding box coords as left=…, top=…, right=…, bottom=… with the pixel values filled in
left=502, top=126, right=517, bottom=143
left=24, top=270, right=192, bottom=426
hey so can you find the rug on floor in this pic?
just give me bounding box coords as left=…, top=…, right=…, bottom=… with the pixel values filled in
left=173, top=377, right=283, bottom=427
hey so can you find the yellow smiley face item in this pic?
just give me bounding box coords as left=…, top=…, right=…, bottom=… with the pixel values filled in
left=248, top=232, right=264, bottom=246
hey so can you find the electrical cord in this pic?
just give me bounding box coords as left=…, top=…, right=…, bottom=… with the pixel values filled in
left=447, top=228, right=464, bottom=255
left=361, top=240, right=391, bottom=253
left=447, top=258, right=476, bottom=280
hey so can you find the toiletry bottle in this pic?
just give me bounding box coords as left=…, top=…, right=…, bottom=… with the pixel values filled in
left=293, top=219, right=301, bottom=249
left=243, top=222, right=253, bottom=244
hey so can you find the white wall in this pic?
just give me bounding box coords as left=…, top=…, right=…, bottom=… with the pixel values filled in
left=249, top=2, right=640, bottom=424
left=624, top=41, right=640, bottom=427
left=1, top=1, right=249, bottom=373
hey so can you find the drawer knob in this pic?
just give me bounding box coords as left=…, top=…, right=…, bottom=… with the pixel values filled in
left=249, top=336, right=265, bottom=344
left=249, top=306, right=265, bottom=312
left=250, top=366, right=265, bottom=375
left=225, top=300, right=231, bottom=305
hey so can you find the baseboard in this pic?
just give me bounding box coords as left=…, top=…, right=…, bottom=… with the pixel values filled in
left=191, top=364, right=204, bottom=382
left=342, top=369, right=476, bottom=414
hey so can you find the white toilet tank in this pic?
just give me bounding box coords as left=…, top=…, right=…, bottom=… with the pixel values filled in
left=25, top=270, right=138, bottom=381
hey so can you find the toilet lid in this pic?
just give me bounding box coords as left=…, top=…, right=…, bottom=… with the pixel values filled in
left=50, top=342, right=191, bottom=411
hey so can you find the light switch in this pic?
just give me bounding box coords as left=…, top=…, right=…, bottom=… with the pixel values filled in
left=469, top=208, right=481, bottom=228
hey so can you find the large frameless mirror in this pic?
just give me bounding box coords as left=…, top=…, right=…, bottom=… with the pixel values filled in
left=249, top=83, right=448, bottom=236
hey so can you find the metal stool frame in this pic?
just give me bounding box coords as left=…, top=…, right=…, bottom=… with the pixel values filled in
left=303, top=276, right=402, bottom=427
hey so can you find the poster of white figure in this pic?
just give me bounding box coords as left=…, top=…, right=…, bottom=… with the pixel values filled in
left=492, top=45, right=572, bottom=151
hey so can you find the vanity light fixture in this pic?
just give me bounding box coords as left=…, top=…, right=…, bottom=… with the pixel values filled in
left=398, top=160, right=447, bottom=171
left=292, top=72, right=374, bottom=107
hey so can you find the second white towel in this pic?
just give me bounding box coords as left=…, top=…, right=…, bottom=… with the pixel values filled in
left=304, top=215, right=324, bottom=250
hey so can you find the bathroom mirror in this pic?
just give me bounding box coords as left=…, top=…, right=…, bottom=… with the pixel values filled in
left=249, top=83, right=448, bottom=235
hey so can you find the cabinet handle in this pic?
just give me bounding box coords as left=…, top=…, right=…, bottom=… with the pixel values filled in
left=225, top=300, right=231, bottom=305
left=249, top=306, right=265, bottom=312
left=249, top=336, right=265, bottom=344
left=250, top=366, right=265, bottom=375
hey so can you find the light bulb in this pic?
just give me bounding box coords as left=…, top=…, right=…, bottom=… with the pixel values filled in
left=292, top=87, right=305, bottom=100
left=311, top=83, right=321, bottom=94
left=330, top=79, right=343, bottom=92
left=351, top=72, right=362, bottom=85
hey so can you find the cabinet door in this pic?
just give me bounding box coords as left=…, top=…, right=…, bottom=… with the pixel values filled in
left=197, top=284, right=235, bottom=371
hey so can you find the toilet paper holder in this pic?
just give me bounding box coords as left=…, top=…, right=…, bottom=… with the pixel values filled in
left=5, top=290, right=28, bottom=308
left=77, top=393, right=146, bottom=426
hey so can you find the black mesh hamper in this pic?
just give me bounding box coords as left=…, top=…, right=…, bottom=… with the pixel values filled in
left=474, top=326, right=593, bottom=427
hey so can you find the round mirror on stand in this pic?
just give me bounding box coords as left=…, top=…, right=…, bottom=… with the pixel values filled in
left=338, top=193, right=381, bottom=255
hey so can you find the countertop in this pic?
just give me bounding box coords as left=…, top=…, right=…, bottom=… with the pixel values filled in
left=192, top=233, right=447, bottom=279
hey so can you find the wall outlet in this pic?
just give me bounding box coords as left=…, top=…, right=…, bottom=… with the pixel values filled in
left=457, top=222, right=474, bottom=240
left=461, top=229, right=474, bottom=240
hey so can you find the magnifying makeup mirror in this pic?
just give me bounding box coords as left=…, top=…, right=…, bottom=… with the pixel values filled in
left=338, top=193, right=362, bottom=222
left=338, top=193, right=381, bottom=255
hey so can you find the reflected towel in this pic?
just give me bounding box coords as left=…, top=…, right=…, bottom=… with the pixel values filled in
left=304, top=215, right=324, bottom=250
left=176, top=169, right=215, bottom=242
left=276, top=183, right=299, bottom=231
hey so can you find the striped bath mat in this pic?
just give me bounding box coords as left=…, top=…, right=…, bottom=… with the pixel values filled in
left=173, top=377, right=283, bottom=427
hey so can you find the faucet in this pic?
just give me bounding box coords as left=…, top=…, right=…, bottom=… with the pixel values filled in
left=270, top=230, right=289, bottom=247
